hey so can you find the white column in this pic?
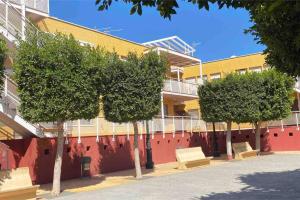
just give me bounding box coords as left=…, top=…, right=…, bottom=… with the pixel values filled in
left=172, top=116, right=175, bottom=138
left=64, top=122, right=68, bottom=144
left=281, top=120, right=284, bottom=132
left=20, top=0, right=26, bottom=40
left=296, top=113, right=299, bottom=131
left=126, top=123, right=130, bottom=141
left=140, top=121, right=143, bottom=140
left=181, top=116, right=184, bottom=137
left=297, top=92, right=300, bottom=111
left=96, top=117, right=99, bottom=142
left=77, top=120, right=81, bottom=143
left=151, top=120, right=154, bottom=139
left=190, top=117, right=193, bottom=135
left=4, top=76, right=7, bottom=96
left=161, top=93, right=165, bottom=137
left=112, top=123, right=115, bottom=141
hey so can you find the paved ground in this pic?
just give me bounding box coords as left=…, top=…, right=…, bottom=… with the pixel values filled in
left=54, top=154, right=300, bottom=200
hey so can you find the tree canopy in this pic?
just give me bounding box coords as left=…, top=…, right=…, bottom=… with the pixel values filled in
left=0, top=37, right=7, bottom=91
left=14, top=32, right=104, bottom=123
left=96, top=0, right=261, bottom=19
left=101, top=51, right=167, bottom=123
left=198, top=69, right=294, bottom=125
left=246, top=1, right=300, bottom=76
left=96, top=0, right=300, bottom=77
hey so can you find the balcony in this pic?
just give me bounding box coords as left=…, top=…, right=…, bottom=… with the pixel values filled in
left=61, top=116, right=207, bottom=141
left=163, top=79, right=198, bottom=100
left=9, top=0, right=49, bottom=14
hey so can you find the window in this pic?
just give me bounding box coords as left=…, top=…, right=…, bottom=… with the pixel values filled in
left=79, top=40, right=94, bottom=47
left=210, top=73, right=221, bottom=80
left=188, top=109, right=199, bottom=119
left=163, top=105, right=169, bottom=116
left=236, top=68, right=247, bottom=74
left=197, top=75, right=207, bottom=84
left=72, top=119, right=93, bottom=126
left=185, top=77, right=196, bottom=84
left=249, top=66, right=262, bottom=73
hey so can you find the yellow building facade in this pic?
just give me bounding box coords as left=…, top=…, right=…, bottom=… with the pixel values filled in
left=183, top=53, right=267, bottom=116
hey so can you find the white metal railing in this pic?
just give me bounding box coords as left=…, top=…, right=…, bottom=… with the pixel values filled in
left=0, top=0, right=39, bottom=41
left=268, top=111, right=300, bottom=129
left=163, top=78, right=198, bottom=96
left=9, top=0, right=49, bottom=14
left=68, top=116, right=207, bottom=141
left=1, top=75, right=44, bottom=137
left=295, top=78, right=300, bottom=91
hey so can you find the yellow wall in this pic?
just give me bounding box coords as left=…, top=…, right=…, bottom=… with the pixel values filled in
left=183, top=53, right=266, bottom=81
left=183, top=53, right=267, bottom=114
left=37, top=17, right=148, bottom=57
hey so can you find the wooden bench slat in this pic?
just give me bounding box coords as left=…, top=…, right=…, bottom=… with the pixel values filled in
left=0, top=167, right=39, bottom=200
left=232, top=142, right=258, bottom=159
left=176, top=147, right=210, bottom=169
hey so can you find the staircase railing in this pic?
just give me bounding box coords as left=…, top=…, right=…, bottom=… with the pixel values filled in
left=2, top=74, right=44, bottom=137
left=0, top=0, right=39, bottom=41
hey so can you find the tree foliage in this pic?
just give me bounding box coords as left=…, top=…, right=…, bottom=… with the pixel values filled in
left=14, top=32, right=104, bottom=123
left=0, top=37, right=7, bottom=91
left=101, top=51, right=167, bottom=123
left=198, top=69, right=294, bottom=124
left=246, top=1, right=300, bottom=76
left=96, top=0, right=300, bottom=77
left=95, top=0, right=261, bottom=19
left=198, top=73, right=259, bottom=124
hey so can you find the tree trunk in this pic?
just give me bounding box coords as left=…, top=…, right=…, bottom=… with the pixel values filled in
left=132, top=121, right=142, bottom=179
left=254, top=121, right=262, bottom=152
left=145, top=121, right=154, bottom=169
left=226, top=121, right=233, bottom=160
left=212, top=122, right=220, bottom=157
left=51, top=121, right=64, bottom=196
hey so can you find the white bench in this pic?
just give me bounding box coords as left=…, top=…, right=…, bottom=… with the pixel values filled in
left=0, top=167, right=39, bottom=200
left=232, top=142, right=259, bottom=159
left=175, top=147, right=210, bottom=169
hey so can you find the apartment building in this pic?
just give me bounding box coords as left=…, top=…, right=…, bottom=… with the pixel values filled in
left=0, top=0, right=205, bottom=140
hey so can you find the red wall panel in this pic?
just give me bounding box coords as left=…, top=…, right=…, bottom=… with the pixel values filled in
left=1, top=126, right=300, bottom=184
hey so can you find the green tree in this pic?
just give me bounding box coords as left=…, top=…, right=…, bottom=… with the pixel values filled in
left=101, top=51, right=167, bottom=178
left=246, top=1, right=300, bottom=76
left=250, top=70, right=294, bottom=151
left=14, top=32, right=105, bottom=196
left=96, top=0, right=300, bottom=77
left=199, top=76, right=239, bottom=160
left=0, top=37, right=7, bottom=90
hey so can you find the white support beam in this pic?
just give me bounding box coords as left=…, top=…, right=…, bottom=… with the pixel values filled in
left=161, top=93, right=165, bottom=137
left=77, top=120, right=81, bottom=144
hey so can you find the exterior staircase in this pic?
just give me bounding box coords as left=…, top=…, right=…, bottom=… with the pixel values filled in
left=0, top=75, right=44, bottom=138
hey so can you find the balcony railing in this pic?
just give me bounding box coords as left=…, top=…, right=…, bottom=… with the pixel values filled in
left=59, top=116, right=207, bottom=142
left=164, top=79, right=198, bottom=96
left=0, top=0, right=38, bottom=41
left=268, top=111, right=300, bottom=129
left=9, top=0, right=49, bottom=14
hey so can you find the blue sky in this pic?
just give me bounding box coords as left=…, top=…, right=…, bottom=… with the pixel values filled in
left=50, top=0, right=265, bottom=62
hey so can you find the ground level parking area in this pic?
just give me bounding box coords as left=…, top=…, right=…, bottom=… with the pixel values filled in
left=49, top=153, right=300, bottom=200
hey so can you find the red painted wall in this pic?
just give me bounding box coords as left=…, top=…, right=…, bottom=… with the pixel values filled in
left=0, top=126, right=299, bottom=184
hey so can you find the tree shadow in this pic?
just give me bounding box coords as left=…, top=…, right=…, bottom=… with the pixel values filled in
left=97, top=135, right=153, bottom=178
left=194, top=169, right=300, bottom=200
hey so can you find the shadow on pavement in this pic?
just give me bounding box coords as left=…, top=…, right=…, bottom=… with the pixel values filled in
left=195, top=169, right=300, bottom=200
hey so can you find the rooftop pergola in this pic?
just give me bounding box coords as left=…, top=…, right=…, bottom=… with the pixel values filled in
left=143, top=36, right=196, bottom=56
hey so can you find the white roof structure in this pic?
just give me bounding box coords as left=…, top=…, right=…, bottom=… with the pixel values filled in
left=143, top=36, right=196, bottom=56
